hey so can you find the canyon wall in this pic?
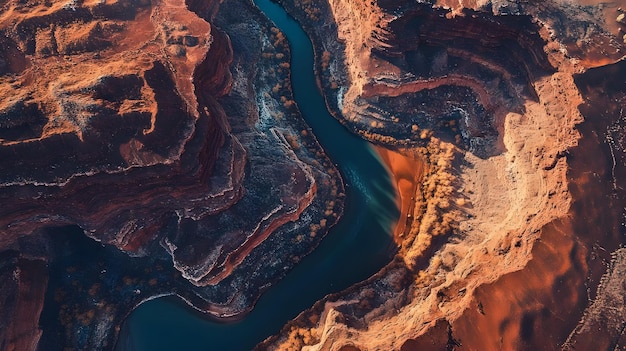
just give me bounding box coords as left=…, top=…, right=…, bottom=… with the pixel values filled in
left=1, top=0, right=625, bottom=349
left=260, top=0, right=626, bottom=350
left=0, top=0, right=343, bottom=348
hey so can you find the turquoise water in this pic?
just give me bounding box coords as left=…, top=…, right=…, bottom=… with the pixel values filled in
left=117, top=1, right=398, bottom=350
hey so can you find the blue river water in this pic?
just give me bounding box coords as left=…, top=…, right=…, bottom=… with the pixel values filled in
left=117, top=0, right=398, bottom=349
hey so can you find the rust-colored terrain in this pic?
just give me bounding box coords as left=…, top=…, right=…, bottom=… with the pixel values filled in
left=1, top=0, right=626, bottom=350
left=259, top=0, right=626, bottom=350
left=0, top=0, right=343, bottom=349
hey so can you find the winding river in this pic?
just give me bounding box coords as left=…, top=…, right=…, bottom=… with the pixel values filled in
left=117, top=0, right=398, bottom=349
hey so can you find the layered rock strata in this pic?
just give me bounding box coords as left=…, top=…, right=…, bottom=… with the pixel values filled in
left=0, top=0, right=342, bottom=349
left=260, top=0, right=626, bottom=350
left=2, top=0, right=626, bottom=349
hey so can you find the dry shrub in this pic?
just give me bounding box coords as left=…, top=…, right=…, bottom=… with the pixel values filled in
left=401, top=140, right=461, bottom=271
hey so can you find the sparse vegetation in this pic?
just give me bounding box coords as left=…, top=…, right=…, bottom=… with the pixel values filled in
left=280, top=325, right=320, bottom=350
left=395, top=140, right=461, bottom=271
left=321, top=50, right=331, bottom=70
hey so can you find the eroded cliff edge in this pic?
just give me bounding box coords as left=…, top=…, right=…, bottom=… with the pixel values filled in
left=0, top=0, right=343, bottom=349
left=259, top=0, right=626, bottom=350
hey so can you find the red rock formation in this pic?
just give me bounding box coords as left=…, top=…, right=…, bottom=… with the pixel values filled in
left=0, top=0, right=242, bottom=246
left=259, top=0, right=626, bottom=350
left=3, top=0, right=624, bottom=349
left=0, top=0, right=344, bottom=348
left=1, top=258, right=48, bottom=351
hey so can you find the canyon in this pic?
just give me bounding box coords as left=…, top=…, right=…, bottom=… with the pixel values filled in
left=0, top=0, right=343, bottom=348
left=259, top=0, right=626, bottom=350
left=0, top=0, right=625, bottom=350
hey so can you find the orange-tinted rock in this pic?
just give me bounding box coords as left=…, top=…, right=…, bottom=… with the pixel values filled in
left=260, top=0, right=626, bottom=350
left=0, top=0, right=236, bottom=246
left=0, top=0, right=344, bottom=348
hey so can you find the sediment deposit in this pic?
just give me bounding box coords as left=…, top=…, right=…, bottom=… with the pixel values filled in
left=260, top=0, right=626, bottom=350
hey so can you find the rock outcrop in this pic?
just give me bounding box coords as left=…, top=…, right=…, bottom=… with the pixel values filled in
left=259, top=0, right=626, bottom=350
left=2, top=0, right=626, bottom=349
left=0, top=0, right=343, bottom=349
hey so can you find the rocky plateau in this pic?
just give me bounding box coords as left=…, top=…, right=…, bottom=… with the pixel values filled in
left=1, top=0, right=626, bottom=350
left=0, top=0, right=342, bottom=349
left=258, top=0, right=626, bottom=350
